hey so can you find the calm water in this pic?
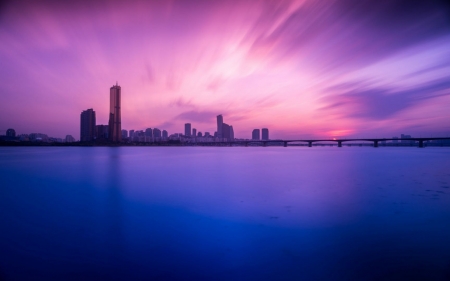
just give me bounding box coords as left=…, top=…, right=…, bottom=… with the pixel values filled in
left=0, top=147, right=450, bottom=280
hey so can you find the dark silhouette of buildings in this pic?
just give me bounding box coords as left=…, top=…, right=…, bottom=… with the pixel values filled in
left=6, top=128, right=15, bottom=137
left=262, top=128, right=269, bottom=140
left=193, top=128, right=197, bottom=137
left=153, top=128, right=162, bottom=138
left=65, top=135, right=75, bottom=142
left=129, top=130, right=135, bottom=138
left=185, top=123, right=191, bottom=136
left=145, top=128, right=153, bottom=137
left=252, top=129, right=260, bottom=140
left=80, top=109, right=96, bottom=142
left=222, top=123, right=231, bottom=140
left=121, top=130, right=128, bottom=138
left=162, top=130, right=168, bottom=138
left=96, top=125, right=109, bottom=140
left=217, top=115, right=223, bottom=138
left=108, top=83, right=122, bottom=142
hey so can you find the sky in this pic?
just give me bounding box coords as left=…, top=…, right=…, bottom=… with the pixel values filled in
left=1, top=0, right=450, bottom=140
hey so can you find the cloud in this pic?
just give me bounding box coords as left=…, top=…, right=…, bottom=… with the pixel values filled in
left=321, top=77, right=450, bottom=120
left=174, top=110, right=219, bottom=123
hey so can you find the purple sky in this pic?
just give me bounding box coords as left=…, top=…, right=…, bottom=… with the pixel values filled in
left=1, top=0, right=450, bottom=139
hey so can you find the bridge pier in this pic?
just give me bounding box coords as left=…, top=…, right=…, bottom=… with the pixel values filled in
left=374, top=140, right=378, bottom=148
left=419, top=140, right=424, bottom=148
left=338, top=141, right=342, bottom=147
left=308, top=141, right=312, bottom=147
left=283, top=141, right=287, bottom=147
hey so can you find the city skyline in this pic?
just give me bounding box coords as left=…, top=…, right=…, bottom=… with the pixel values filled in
left=1, top=1, right=450, bottom=139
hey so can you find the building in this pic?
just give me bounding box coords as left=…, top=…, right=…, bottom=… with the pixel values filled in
left=65, top=135, right=75, bottom=143
left=262, top=128, right=269, bottom=140
left=197, top=132, right=202, bottom=137
left=162, top=130, right=168, bottom=138
left=108, top=82, right=122, bottom=142
left=205, top=132, right=210, bottom=137
left=145, top=128, right=153, bottom=137
left=252, top=129, right=260, bottom=140
left=222, top=123, right=230, bottom=140
left=96, top=125, right=109, bottom=140
left=217, top=115, right=223, bottom=138
left=185, top=123, right=191, bottom=136
left=80, top=108, right=96, bottom=142
left=230, top=126, right=234, bottom=141
left=193, top=128, right=197, bottom=137
left=29, top=133, right=49, bottom=142
left=6, top=128, right=16, bottom=137
left=121, top=130, right=128, bottom=138
left=153, top=128, right=162, bottom=138
left=129, top=130, right=135, bottom=138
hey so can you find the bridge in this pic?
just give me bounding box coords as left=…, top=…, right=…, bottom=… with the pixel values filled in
left=188, top=137, right=450, bottom=148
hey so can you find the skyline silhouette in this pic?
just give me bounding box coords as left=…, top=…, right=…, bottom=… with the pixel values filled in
left=1, top=0, right=449, bottom=139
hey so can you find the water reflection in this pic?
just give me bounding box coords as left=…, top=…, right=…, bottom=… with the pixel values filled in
left=0, top=147, right=450, bottom=280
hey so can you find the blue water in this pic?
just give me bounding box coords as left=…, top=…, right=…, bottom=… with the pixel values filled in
left=1, top=147, right=450, bottom=280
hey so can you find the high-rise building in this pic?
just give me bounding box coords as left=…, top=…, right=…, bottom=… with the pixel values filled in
left=222, top=123, right=230, bottom=140
left=129, top=130, right=135, bottom=138
left=121, top=130, right=128, bottom=138
left=205, top=132, right=210, bottom=137
left=262, top=128, right=269, bottom=140
left=153, top=128, right=162, bottom=138
left=193, top=128, right=197, bottom=137
left=230, top=126, right=234, bottom=141
left=108, top=83, right=122, bottom=142
left=6, top=128, right=16, bottom=137
left=162, top=130, right=168, bottom=138
left=252, top=129, right=260, bottom=140
left=96, top=125, right=109, bottom=140
left=217, top=115, right=223, bottom=138
left=145, top=128, right=153, bottom=137
left=185, top=123, right=191, bottom=136
left=197, top=132, right=202, bottom=137
left=80, top=108, right=96, bottom=142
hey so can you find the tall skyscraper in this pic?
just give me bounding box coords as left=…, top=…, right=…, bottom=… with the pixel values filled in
left=193, top=128, right=197, bottom=137
left=162, top=130, right=168, bottom=138
left=217, top=115, right=223, bottom=138
left=108, top=82, right=122, bottom=142
left=80, top=108, right=96, bottom=142
left=145, top=128, right=153, bottom=137
left=185, top=123, right=191, bottom=136
left=252, top=129, right=260, bottom=140
left=153, top=128, right=162, bottom=138
left=262, top=128, right=269, bottom=140
left=222, top=123, right=230, bottom=140
left=230, top=126, right=234, bottom=141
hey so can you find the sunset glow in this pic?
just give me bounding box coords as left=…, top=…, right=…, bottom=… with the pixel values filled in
left=1, top=0, right=449, bottom=139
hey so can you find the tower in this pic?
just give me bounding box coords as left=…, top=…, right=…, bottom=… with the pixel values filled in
left=80, top=109, right=96, bottom=142
left=217, top=114, right=223, bottom=139
left=185, top=123, right=191, bottom=136
left=252, top=129, right=260, bottom=140
left=109, top=82, right=122, bottom=142
left=262, top=128, right=269, bottom=140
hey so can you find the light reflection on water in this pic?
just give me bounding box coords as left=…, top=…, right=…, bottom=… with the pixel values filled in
left=0, top=147, right=450, bottom=280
